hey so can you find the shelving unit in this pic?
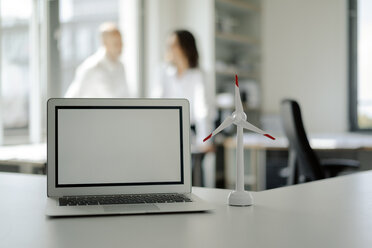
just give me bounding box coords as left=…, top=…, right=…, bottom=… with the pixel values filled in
left=217, top=0, right=259, bottom=12
left=214, top=0, right=261, bottom=121
left=216, top=69, right=258, bottom=79
left=215, top=32, right=258, bottom=45
left=214, top=0, right=261, bottom=189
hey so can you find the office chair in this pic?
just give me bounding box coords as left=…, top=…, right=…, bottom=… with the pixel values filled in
left=280, top=99, right=359, bottom=184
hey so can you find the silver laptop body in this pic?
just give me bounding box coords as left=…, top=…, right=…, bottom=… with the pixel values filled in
left=46, top=98, right=213, bottom=217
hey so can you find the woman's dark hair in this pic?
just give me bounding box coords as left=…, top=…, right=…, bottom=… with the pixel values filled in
left=173, top=30, right=199, bottom=68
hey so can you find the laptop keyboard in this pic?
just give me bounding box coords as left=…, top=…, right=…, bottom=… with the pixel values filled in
left=59, top=194, right=192, bottom=206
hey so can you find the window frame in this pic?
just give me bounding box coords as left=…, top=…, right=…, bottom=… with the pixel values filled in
left=349, top=0, right=372, bottom=131
left=0, top=1, right=3, bottom=145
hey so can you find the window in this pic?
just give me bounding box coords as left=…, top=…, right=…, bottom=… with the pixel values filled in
left=57, top=0, right=120, bottom=95
left=349, top=0, right=372, bottom=130
left=0, top=0, right=47, bottom=145
left=0, top=0, right=142, bottom=145
left=48, top=0, right=141, bottom=98
left=0, top=0, right=32, bottom=142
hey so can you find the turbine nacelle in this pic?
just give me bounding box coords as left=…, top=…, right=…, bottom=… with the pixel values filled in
left=232, top=111, right=247, bottom=123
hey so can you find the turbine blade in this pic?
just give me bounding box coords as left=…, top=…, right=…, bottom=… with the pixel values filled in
left=264, top=134, right=276, bottom=140
left=239, top=120, right=265, bottom=134
left=239, top=120, right=275, bottom=140
left=235, top=75, right=244, bottom=113
left=203, top=116, right=234, bottom=142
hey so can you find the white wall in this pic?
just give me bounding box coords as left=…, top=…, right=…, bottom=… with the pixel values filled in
left=119, top=0, right=141, bottom=97
left=144, top=0, right=179, bottom=96
left=261, top=0, right=348, bottom=133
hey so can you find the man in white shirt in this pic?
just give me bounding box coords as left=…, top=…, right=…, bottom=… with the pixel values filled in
left=65, top=23, right=129, bottom=98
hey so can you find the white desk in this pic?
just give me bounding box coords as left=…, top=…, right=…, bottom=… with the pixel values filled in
left=224, top=132, right=372, bottom=150
left=0, top=143, right=46, bottom=173
left=1, top=171, right=372, bottom=248
left=224, top=133, right=372, bottom=190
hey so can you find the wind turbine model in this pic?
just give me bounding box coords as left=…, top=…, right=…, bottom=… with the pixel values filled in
left=203, top=75, right=275, bottom=206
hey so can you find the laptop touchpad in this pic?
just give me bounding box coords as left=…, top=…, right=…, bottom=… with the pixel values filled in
left=103, top=204, right=159, bottom=213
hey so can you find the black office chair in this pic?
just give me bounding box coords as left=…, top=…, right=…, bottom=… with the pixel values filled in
left=280, top=99, right=359, bottom=184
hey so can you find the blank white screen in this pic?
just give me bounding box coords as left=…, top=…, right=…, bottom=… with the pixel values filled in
left=57, top=108, right=182, bottom=185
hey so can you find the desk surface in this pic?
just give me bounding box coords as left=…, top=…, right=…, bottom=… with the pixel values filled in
left=1, top=171, right=372, bottom=248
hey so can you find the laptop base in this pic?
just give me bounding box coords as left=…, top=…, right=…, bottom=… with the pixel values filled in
left=46, top=193, right=213, bottom=217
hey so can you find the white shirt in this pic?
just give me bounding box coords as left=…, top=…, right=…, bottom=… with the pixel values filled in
left=153, top=65, right=211, bottom=148
left=65, top=48, right=129, bottom=98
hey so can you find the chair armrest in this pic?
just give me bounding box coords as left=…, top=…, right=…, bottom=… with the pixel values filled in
left=321, top=159, right=360, bottom=177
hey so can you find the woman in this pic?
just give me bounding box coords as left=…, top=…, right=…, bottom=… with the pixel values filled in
left=153, top=30, right=211, bottom=152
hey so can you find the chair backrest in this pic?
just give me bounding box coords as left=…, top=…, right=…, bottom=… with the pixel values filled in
left=280, top=99, right=325, bottom=182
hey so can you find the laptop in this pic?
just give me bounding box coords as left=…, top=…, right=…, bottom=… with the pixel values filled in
left=46, top=98, right=213, bottom=217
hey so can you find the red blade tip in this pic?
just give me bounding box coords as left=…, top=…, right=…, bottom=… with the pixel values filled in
left=203, top=133, right=212, bottom=142
left=235, top=74, right=239, bottom=87
left=264, top=134, right=276, bottom=140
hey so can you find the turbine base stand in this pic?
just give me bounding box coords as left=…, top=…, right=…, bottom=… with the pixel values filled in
left=228, top=190, right=253, bottom=206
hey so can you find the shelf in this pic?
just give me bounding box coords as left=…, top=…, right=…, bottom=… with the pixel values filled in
left=216, top=0, right=259, bottom=13
left=216, top=69, right=258, bottom=79
left=218, top=105, right=260, bottom=112
left=216, top=32, right=259, bottom=45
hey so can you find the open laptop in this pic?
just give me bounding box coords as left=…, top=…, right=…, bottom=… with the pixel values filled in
left=46, top=98, right=213, bottom=217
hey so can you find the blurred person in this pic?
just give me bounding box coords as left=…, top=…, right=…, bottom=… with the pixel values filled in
left=152, top=30, right=212, bottom=153
left=65, top=22, right=129, bottom=98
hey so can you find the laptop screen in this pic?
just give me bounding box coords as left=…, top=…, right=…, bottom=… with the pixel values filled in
left=55, top=106, right=183, bottom=187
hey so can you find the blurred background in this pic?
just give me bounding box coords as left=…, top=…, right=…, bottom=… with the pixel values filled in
left=1, top=0, right=371, bottom=190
